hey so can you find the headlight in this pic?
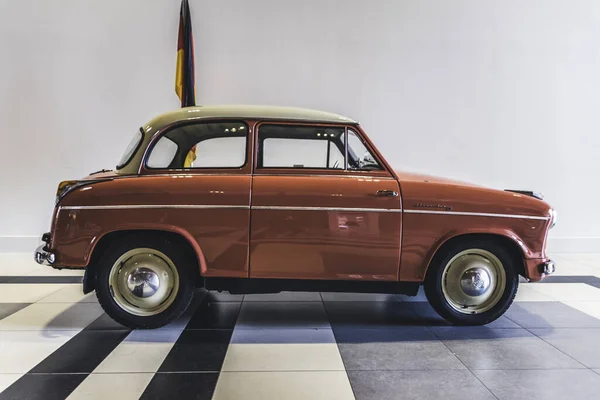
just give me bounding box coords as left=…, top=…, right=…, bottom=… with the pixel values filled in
left=55, top=180, right=77, bottom=205
left=549, top=208, right=557, bottom=229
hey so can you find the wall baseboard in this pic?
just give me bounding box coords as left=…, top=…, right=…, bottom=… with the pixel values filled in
left=1, top=235, right=599, bottom=254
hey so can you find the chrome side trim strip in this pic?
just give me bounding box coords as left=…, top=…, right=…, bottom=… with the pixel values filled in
left=138, top=173, right=251, bottom=177
left=60, top=205, right=250, bottom=211
left=403, top=209, right=549, bottom=220
left=255, top=174, right=395, bottom=180
left=252, top=206, right=401, bottom=213
left=62, top=204, right=400, bottom=213
left=60, top=205, right=546, bottom=219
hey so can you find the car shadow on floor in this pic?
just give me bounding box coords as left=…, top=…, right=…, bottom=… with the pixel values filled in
left=35, top=289, right=600, bottom=344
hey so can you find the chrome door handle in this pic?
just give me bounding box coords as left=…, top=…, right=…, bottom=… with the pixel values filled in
left=376, top=190, right=398, bottom=197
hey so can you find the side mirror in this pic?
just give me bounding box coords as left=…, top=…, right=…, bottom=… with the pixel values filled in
left=359, top=152, right=378, bottom=169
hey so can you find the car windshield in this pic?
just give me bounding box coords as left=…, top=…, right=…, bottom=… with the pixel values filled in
left=117, top=128, right=144, bottom=169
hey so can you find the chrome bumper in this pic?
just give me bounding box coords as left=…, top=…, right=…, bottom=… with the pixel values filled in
left=34, top=244, right=55, bottom=266
left=542, top=260, right=555, bottom=275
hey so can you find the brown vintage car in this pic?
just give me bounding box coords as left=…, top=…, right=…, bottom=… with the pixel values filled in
left=34, top=105, right=556, bottom=328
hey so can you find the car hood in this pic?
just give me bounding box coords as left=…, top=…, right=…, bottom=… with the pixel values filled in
left=394, top=170, right=480, bottom=187
left=394, top=170, right=552, bottom=218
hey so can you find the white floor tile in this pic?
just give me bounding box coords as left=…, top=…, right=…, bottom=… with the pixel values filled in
left=0, top=374, right=22, bottom=393
left=528, top=283, right=600, bottom=302
left=564, top=302, right=600, bottom=320
left=0, top=284, right=67, bottom=303
left=222, top=343, right=345, bottom=372
left=550, top=257, right=599, bottom=276
left=213, top=371, right=355, bottom=400
left=0, top=302, right=104, bottom=331
left=66, top=373, right=154, bottom=400
left=0, top=330, right=78, bottom=373
left=0, top=253, right=41, bottom=276
left=94, top=327, right=186, bottom=373
left=559, top=253, right=600, bottom=263
left=514, top=284, right=555, bottom=302
left=37, top=284, right=96, bottom=303
left=25, top=266, right=85, bottom=277
left=552, top=254, right=600, bottom=276
left=0, top=252, right=84, bottom=277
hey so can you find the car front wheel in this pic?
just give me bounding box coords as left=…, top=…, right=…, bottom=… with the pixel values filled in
left=94, top=235, right=195, bottom=329
left=424, top=239, right=519, bottom=325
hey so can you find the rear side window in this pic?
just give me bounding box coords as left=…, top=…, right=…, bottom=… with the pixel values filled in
left=193, top=137, right=246, bottom=168
left=147, top=137, right=178, bottom=168
left=117, top=128, right=144, bottom=169
left=146, top=121, right=248, bottom=169
left=258, top=125, right=345, bottom=169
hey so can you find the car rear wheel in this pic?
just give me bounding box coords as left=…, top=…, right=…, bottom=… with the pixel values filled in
left=95, top=235, right=195, bottom=329
left=424, top=239, right=519, bottom=325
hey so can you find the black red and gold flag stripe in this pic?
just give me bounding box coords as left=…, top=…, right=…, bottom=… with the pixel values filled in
left=175, top=0, right=195, bottom=108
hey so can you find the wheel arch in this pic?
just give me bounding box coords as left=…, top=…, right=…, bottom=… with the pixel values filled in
left=83, top=228, right=206, bottom=293
left=424, top=231, right=528, bottom=279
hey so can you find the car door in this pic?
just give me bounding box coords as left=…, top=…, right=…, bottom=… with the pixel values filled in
left=249, top=123, right=402, bottom=281
left=141, top=119, right=253, bottom=278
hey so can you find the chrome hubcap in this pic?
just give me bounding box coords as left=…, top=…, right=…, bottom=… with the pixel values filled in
left=126, top=267, right=160, bottom=298
left=109, top=248, right=179, bottom=317
left=441, top=249, right=506, bottom=314
left=460, top=267, right=491, bottom=297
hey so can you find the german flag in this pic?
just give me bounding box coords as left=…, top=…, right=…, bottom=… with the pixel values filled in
left=176, top=0, right=197, bottom=167
left=175, top=0, right=195, bottom=108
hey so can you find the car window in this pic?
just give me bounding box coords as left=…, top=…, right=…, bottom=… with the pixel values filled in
left=259, top=125, right=345, bottom=169
left=146, top=121, right=248, bottom=169
left=147, top=136, right=178, bottom=168
left=117, top=128, right=144, bottom=169
left=193, top=137, right=246, bottom=168
left=346, top=129, right=383, bottom=171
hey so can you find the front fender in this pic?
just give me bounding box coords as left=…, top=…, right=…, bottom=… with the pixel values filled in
left=423, top=228, right=531, bottom=278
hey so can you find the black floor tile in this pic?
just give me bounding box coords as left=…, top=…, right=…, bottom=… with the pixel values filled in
left=236, top=301, right=329, bottom=329
left=474, top=369, right=600, bottom=400
left=85, top=313, right=129, bottom=331
left=324, top=301, right=422, bottom=328
left=0, top=276, right=83, bottom=284
left=140, top=372, right=219, bottom=400
left=158, top=329, right=233, bottom=372
left=540, top=275, right=600, bottom=289
left=333, top=325, right=437, bottom=343
left=0, top=374, right=87, bottom=400
left=505, top=301, right=600, bottom=328
left=408, top=301, right=520, bottom=328
left=30, top=330, right=130, bottom=373
left=335, top=326, right=466, bottom=371
left=186, top=301, right=242, bottom=329
left=430, top=326, right=533, bottom=341
left=348, top=370, right=496, bottom=400
left=529, top=328, right=600, bottom=368
left=433, top=327, right=584, bottom=370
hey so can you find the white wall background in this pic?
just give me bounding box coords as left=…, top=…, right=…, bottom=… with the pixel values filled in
left=1, top=0, right=599, bottom=252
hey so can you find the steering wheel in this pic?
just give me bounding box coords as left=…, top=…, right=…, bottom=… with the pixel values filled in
left=332, top=160, right=340, bottom=169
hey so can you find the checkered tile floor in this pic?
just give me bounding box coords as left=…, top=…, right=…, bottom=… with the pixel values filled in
left=0, top=253, right=600, bottom=400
